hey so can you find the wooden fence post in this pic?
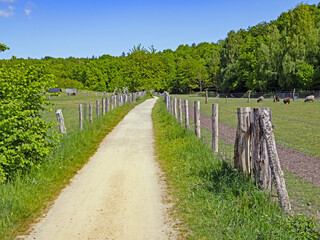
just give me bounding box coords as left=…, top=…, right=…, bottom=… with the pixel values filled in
left=79, top=104, right=83, bottom=130
left=170, top=96, right=173, bottom=114
left=212, top=104, right=218, bottom=153
left=234, top=107, right=252, bottom=175
left=106, top=97, right=110, bottom=112
left=260, top=109, right=291, bottom=214
left=96, top=100, right=100, bottom=119
left=178, top=99, right=183, bottom=123
left=292, top=88, right=295, bottom=101
left=102, top=98, right=105, bottom=115
left=252, top=108, right=272, bottom=190
left=194, top=101, right=201, bottom=138
left=205, top=90, right=208, bottom=104
left=174, top=98, right=178, bottom=119
left=185, top=99, right=189, bottom=129
left=83, top=103, right=87, bottom=121
left=55, top=109, right=66, bottom=134
left=89, top=102, right=93, bottom=123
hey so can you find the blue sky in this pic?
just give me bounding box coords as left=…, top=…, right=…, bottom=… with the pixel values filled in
left=1, top=0, right=319, bottom=59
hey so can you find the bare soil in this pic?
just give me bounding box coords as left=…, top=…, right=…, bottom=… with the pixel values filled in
left=187, top=105, right=320, bottom=188
left=20, top=98, right=176, bottom=240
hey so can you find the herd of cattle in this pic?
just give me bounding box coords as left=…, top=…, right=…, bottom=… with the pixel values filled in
left=257, top=95, right=318, bottom=104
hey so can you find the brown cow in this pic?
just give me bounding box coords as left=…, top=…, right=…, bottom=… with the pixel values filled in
left=273, top=95, right=280, bottom=102
left=283, top=97, right=290, bottom=104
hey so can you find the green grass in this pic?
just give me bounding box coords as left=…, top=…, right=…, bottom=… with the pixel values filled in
left=152, top=99, right=320, bottom=239
left=0, top=95, right=147, bottom=240
left=173, top=95, right=320, bottom=159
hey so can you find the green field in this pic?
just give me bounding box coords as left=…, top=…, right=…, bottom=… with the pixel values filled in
left=42, top=90, right=113, bottom=133
left=172, top=94, right=320, bottom=159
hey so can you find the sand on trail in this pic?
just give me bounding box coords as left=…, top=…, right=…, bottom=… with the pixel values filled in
left=22, top=97, right=176, bottom=240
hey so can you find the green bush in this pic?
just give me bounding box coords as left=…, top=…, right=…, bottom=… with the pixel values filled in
left=0, top=63, right=59, bottom=182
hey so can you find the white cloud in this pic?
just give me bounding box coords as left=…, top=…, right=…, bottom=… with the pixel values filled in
left=0, top=5, right=13, bottom=18
left=24, top=8, right=31, bottom=16
left=0, top=0, right=15, bottom=3
left=24, top=1, right=36, bottom=17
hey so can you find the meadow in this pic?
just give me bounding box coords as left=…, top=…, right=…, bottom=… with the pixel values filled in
left=172, top=94, right=320, bottom=159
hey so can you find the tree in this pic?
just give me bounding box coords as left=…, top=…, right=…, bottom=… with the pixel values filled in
left=0, top=63, right=59, bottom=182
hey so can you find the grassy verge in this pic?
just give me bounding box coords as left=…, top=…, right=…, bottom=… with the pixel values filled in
left=0, top=97, right=147, bottom=240
left=152, top=99, right=319, bottom=239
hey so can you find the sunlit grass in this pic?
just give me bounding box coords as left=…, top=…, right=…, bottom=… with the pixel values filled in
left=152, top=99, right=320, bottom=239
left=172, top=95, right=320, bottom=159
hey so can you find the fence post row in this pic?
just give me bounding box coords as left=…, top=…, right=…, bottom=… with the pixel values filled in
left=56, top=109, right=66, bottom=134
left=212, top=104, right=218, bottom=153
left=194, top=101, right=201, bottom=138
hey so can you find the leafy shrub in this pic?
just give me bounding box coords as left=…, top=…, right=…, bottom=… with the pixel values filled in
left=0, top=63, right=59, bottom=182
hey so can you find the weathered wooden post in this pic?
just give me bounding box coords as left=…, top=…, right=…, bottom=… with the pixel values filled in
left=247, top=91, right=251, bottom=103
left=234, top=107, right=252, bottom=175
left=83, top=103, right=87, bottom=121
left=252, top=108, right=272, bottom=190
left=55, top=109, right=66, bottom=134
left=89, top=102, right=93, bottom=123
left=79, top=104, right=83, bottom=130
left=260, top=109, right=291, bottom=214
left=178, top=99, right=183, bottom=123
left=205, top=90, right=208, bottom=104
left=106, top=97, right=110, bottom=112
left=174, top=98, right=178, bottom=120
left=102, top=98, right=105, bottom=115
left=184, top=99, right=189, bottom=129
left=111, top=96, right=114, bottom=110
left=169, top=96, right=173, bottom=114
left=194, top=101, right=201, bottom=138
left=212, top=104, right=218, bottom=153
left=292, top=88, right=295, bottom=101
left=96, top=100, right=100, bottom=119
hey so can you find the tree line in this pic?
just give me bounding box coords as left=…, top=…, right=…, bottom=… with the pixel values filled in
left=1, top=3, right=320, bottom=95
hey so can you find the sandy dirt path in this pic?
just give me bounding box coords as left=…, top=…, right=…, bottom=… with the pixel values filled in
left=22, top=97, right=176, bottom=240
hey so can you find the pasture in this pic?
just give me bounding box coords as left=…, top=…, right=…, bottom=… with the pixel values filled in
left=42, top=91, right=112, bottom=133
left=171, top=94, right=320, bottom=219
left=173, top=94, right=320, bottom=159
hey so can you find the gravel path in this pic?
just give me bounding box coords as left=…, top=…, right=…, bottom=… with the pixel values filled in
left=187, top=105, right=320, bottom=187
left=21, top=98, right=176, bottom=240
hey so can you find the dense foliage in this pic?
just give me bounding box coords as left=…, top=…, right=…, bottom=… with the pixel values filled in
left=2, top=4, right=320, bottom=94
left=0, top=62, right=58, bottom=182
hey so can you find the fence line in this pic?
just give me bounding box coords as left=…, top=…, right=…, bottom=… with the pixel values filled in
left=54, top=91, right=146, bottom=134
left=163, top=92, right=291, bottom=214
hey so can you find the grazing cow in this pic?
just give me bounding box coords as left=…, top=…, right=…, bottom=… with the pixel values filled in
left=257, top=96, right=264, bottom=103
left=273, top=95, right=280, bottom=102
left=283, top=97, right=290, bottom=104
left=304, top=95, right=315, bottom=102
